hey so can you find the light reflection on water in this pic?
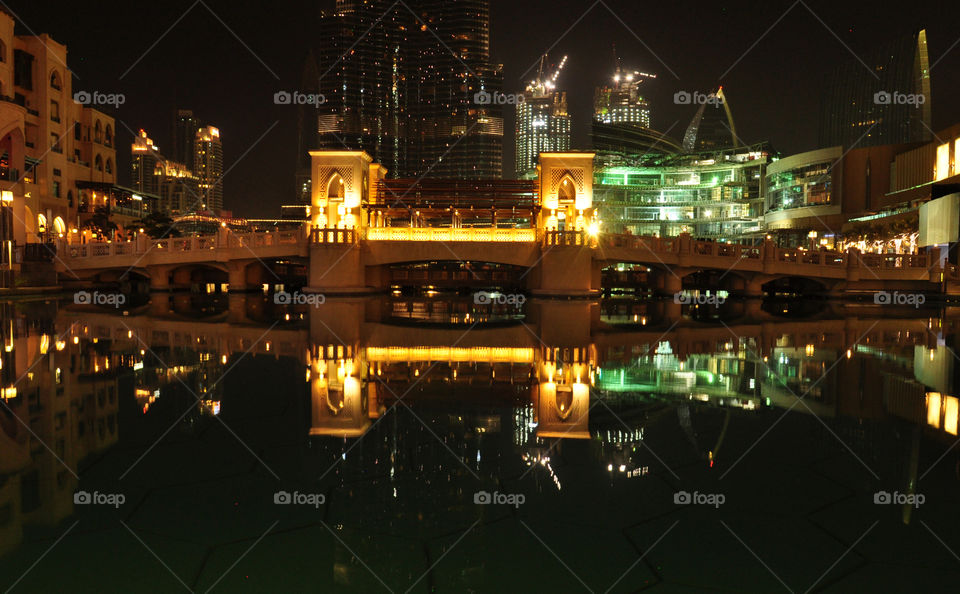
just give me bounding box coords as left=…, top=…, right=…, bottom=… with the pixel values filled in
left=0, top=295, right=958, bottom=591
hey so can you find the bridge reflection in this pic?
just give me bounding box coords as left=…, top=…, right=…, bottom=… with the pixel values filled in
left=3, top=294, right=960, bottom=554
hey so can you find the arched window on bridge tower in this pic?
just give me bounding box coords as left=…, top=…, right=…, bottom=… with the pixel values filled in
left=326, top=172, right=352, bottom=228
left=557, top=173, right=577, bottom=231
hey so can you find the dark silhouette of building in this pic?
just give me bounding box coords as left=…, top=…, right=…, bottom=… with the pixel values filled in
left=818, top=29, right=932, bottom=149
left=682, top=87, right=738, bottom=152
left=172, top=109, right=201, bottom=169
left=305, top=0, right=503, bottom=186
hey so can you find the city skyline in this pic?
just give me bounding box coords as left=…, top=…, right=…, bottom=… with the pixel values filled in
left=6, top=0, right=960, bottom=219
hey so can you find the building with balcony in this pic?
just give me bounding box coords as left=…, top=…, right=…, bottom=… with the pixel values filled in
left=0, top=9, right=116, bottom=285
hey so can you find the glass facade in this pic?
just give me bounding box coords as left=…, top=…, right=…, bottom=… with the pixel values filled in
left=310, top=0, right=503, bottom=180
left=766, top=161, right=834, bottom=212
left=594, top=146, right=769, bottom=239
left=763, top=147, right=842, bottom=219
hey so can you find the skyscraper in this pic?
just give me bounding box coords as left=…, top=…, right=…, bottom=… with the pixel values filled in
left=131, top=130, right=161, bottom=196
left=591, top=62, right=679, bottom=164
left=130, top=129, right=200, bottom=215
left=515, top=55, right=571, bottom=178
left=309, top=0, right=503, bottom=181
left=172, top=109, right=201, bottom=169
left=194, top=126, right=223, bottom=212
left=594, top=64, right=654, bottom=129
left=818, top=29, right=932, bottom=149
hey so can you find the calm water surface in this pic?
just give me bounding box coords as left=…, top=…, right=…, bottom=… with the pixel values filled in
left=1, top=294, right=959, bottom=592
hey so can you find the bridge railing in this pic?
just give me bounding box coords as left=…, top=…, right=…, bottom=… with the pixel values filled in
left=310, top=227, right=358, bottom=244
left=859, top=253, right=930, bottom=269
left=542, top=230, right=586, bottom=246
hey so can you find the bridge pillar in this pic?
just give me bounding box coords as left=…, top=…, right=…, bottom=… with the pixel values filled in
left=305, top=243, right=373, bottom=295
left=745, top=276, right=765, bottom=297
left=149, top=292, right=172, bottom=316
left=227, top=261, right=262, bottom=293
left=146, top=264, right=173, bottom=291
left=528, top=246, right=599, bottom=297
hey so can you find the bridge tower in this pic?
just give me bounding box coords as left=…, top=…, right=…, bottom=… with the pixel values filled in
left=536, top=152, right=596, bottom=233
left=305, top=151, right=384, bottom=294
left=530, top=153, right=602, bottom=296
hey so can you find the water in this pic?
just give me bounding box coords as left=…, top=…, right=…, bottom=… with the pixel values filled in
left=1, top=294, right=958, bottom=592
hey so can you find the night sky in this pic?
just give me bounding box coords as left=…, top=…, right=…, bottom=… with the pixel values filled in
left=9, top=0, right=960, bottom=216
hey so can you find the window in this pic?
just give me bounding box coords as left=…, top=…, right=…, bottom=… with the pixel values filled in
left=53, top=180, right=60, bottom=198
left=94, top=121, right=102, bottom=143
left=50, top=70, right=62, bottom=90
left=13, top=49, right=33, bottom=90
left=104, top=125, right=113, bottom=147
left=0, top=39, right=5, bottom=64
left=50, top=133, right=61, bottom=153
left=74, top=122, right=81, bottom=141
left=50, top=100, right=59, bottom=122
left=105, top=158, right=113, bottom=174
left=94, top=154, right=103, bottom=171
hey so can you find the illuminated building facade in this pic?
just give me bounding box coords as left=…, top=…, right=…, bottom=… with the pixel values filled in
left=593, top=144, right=769, bottom=239
left=310, top=0, right=503, bottom=181
left=590, top=64, right=676, bottom=163
left=515, top=55, right=571, bottom=178
left=0, top=9, right=116, bottom=252
left=194, top=126, right=223, bottom=212
left=594, top=64, right=654, bottom=129
left=764, top=146, right=843, bottom=237
left=819, top=29, right=932, bottom=149
left=130, top=129, right=161, bottom=195
left=131, top=129, right=200, bottom=214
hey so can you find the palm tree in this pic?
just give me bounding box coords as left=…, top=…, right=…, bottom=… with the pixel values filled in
left=134, top=211, right=181, bottom=239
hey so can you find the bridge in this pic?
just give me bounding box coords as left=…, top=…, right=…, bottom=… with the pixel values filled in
left=55, top=150, right=959, bottom=296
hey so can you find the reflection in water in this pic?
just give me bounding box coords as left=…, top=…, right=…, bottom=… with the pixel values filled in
left=2, top=294, right=960, bottom=587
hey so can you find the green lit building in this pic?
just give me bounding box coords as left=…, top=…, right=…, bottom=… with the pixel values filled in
left=593, top=144, right=770, bottom=240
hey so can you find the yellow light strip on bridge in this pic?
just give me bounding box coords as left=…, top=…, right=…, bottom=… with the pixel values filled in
left=366, top=346, right=535, bottom=363
left=366, top=227, right=536, bottom=242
